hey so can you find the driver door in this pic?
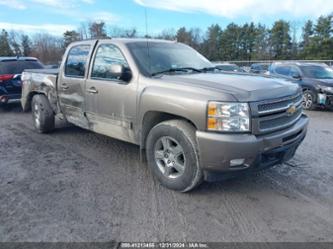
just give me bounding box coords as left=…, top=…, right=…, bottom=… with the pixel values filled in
left=85, top=42, right=137, bottom=143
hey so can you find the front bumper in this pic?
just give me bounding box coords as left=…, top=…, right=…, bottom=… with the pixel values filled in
left=196, top=114, right=309, bottom=178
left=317, top=92, right=333, bottom=106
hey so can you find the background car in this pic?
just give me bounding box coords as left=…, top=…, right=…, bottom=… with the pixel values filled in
left=269, top=62, right=333, bottom=110
left=250, top=63, right=271, bottom=74
left=0, top=57, right=44, bottom=106
left=214, top=63, right=246, bottom=72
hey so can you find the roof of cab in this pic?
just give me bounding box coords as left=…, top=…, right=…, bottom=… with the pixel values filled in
left=0, top=56, right=38, bottom=62
left=70, top=38, right=177, bottom=46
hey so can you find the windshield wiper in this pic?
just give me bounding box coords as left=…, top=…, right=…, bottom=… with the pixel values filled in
left=199, top=66, right=218, bottom=72
left=151, top=67, right=202, bottom=76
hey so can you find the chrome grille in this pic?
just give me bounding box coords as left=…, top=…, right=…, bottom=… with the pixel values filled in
left=257, top=94, right=303, bottom=115
left=251, top=93, right=303, bottom=135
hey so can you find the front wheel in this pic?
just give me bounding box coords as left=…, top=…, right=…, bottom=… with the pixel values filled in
left=32, top=94, right=55, bottom=133
left=302, top=90, right=316, bottom=110
left=146, top=120, right=203, bottom=192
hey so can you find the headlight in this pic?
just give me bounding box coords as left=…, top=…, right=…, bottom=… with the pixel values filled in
left=319, top=85, right=333, bottom=93
left=207, top=102, right=250, bottom=132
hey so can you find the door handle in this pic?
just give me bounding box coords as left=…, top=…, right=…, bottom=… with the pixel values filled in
left=61, top=83, right=69, bottom=90
left=87, top=87, right=98, bottom=94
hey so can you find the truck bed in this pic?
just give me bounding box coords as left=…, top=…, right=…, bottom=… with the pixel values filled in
left=24, top=68, right=59, bottom=75
left=21, top=68, right=59, bottom=112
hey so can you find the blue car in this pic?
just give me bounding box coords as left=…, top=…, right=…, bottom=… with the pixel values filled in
left=0, top=57, right=44, bottom=106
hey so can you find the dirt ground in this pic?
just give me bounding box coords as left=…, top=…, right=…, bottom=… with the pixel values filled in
left=0, top=104, right=333, bottom=242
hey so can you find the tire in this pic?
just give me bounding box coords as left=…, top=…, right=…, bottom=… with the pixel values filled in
left=146, top=119, right=203, bottom=192
left=31, top=94, right=55, bottom=133
left=302, top=90, right=316, bottom=110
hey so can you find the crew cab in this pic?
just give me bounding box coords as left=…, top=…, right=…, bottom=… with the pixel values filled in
left=21, top=39, right=308, bottom=192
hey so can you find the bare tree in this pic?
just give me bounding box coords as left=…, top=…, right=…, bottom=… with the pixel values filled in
left=9, top=30, right=22, bottom=56
left=31, top=33, right=64, bottom=64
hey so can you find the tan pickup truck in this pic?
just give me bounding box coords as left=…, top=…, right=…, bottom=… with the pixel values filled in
left=21, top=39, right=309, bottom=192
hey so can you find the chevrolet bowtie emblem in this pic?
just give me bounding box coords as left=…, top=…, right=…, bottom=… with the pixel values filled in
left=286, top=104, right=297, bottom=115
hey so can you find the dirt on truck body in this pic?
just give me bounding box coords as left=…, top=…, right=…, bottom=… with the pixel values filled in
left=21, top=38, right=309, bottom=192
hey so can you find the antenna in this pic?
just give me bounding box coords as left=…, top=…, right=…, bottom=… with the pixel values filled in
left=144, top=7, right=151, bottom=75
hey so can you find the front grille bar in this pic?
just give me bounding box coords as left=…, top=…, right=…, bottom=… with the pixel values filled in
left=257, top=94, right=303, bottom=116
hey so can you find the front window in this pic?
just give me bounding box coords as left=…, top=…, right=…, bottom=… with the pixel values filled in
left=127, top=42, right=213, bottom=76
left=300, top=65, right=333, bottom=79
left=91, top=44, right=129, bottom=80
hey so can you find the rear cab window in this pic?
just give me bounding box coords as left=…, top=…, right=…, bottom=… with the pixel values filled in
left=0, top=60, right=44, bottom=75
left=65, top=45, right=91, bottom=78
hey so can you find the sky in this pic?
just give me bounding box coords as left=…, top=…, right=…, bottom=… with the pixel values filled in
left=0, top=0, right=333, bottom=37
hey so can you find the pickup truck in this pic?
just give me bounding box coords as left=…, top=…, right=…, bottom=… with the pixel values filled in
left=21, top=39, right=309, bottom=192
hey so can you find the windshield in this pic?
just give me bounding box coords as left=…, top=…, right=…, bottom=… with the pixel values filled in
left=127, top=42, right=213, bottom=76
left=300, top=65, right=333, bottom=79
left=0, top=60, right=44, bottom=74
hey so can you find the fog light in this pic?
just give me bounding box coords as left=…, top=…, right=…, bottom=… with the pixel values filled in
left=230, top=159, right=245, bottom=167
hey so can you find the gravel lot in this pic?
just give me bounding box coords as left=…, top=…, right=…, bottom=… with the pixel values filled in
left=0, top=104, right=333, bottom=242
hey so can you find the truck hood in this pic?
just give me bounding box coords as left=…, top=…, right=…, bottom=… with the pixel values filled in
left=160, top=73, right=300, bottom=102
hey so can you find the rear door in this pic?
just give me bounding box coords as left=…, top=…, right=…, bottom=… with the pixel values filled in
left=58, top=41, right=96, bottom=128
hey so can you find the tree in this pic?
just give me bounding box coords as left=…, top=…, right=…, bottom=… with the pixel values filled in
left=313, top=15, right=333, bottom=59
left=270, top=20, right=292, bottom=59
left=301, top=20, right=314, bottom=49
left=176, top=27, right=192, bottom=45
left=238, top=23, right=257, bottom=61
left=156, top=28, right=176, bottom=40
left=251, top=24, right=270, bottom=60
left=301, top=15, right=333, bottom=59
left=9, top=31, right=22, bottom=56
left=31, top=33, right=64, bottom=64
left=21, top=34, right=32, bottom=56
left=63, top=30, right=80, bottom=48
left=0, top=29, right=14, bottom=56
left=89, top=21, right=108, bottom=39
left=220, top=23, right=241, bottom=61
left=202, top=24, right=222, bottom=61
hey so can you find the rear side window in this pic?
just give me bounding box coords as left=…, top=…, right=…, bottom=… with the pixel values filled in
left=275, top=66, right=290, bottom=76
left=0, top=60, right=44, bottom=74
left=65, top=45, right=90, bottom=77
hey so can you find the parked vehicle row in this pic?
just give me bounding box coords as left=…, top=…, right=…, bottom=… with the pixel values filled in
left=0, top=57, right=44, bottom=106
left=216, top=61, right=333, bottom=110
left=20, top=38, right=308, bottom=192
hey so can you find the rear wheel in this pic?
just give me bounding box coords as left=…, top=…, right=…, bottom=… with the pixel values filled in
left=31, top=94, right=55, bottom=133
left=146, top=120, right=203, bottom=192
left=302, top=90, right=316, bottom=110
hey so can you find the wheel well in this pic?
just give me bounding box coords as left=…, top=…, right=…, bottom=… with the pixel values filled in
left=141, top=111, right=197, bottom=149
left=23, top=92, right=40, bottom=112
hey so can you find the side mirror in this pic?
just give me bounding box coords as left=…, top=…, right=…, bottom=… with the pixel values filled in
left=291, top=72, right=301, bottom=80
left=109, top=64, right=132, bottom=82
left=109, top=64, right=124, bottom=78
